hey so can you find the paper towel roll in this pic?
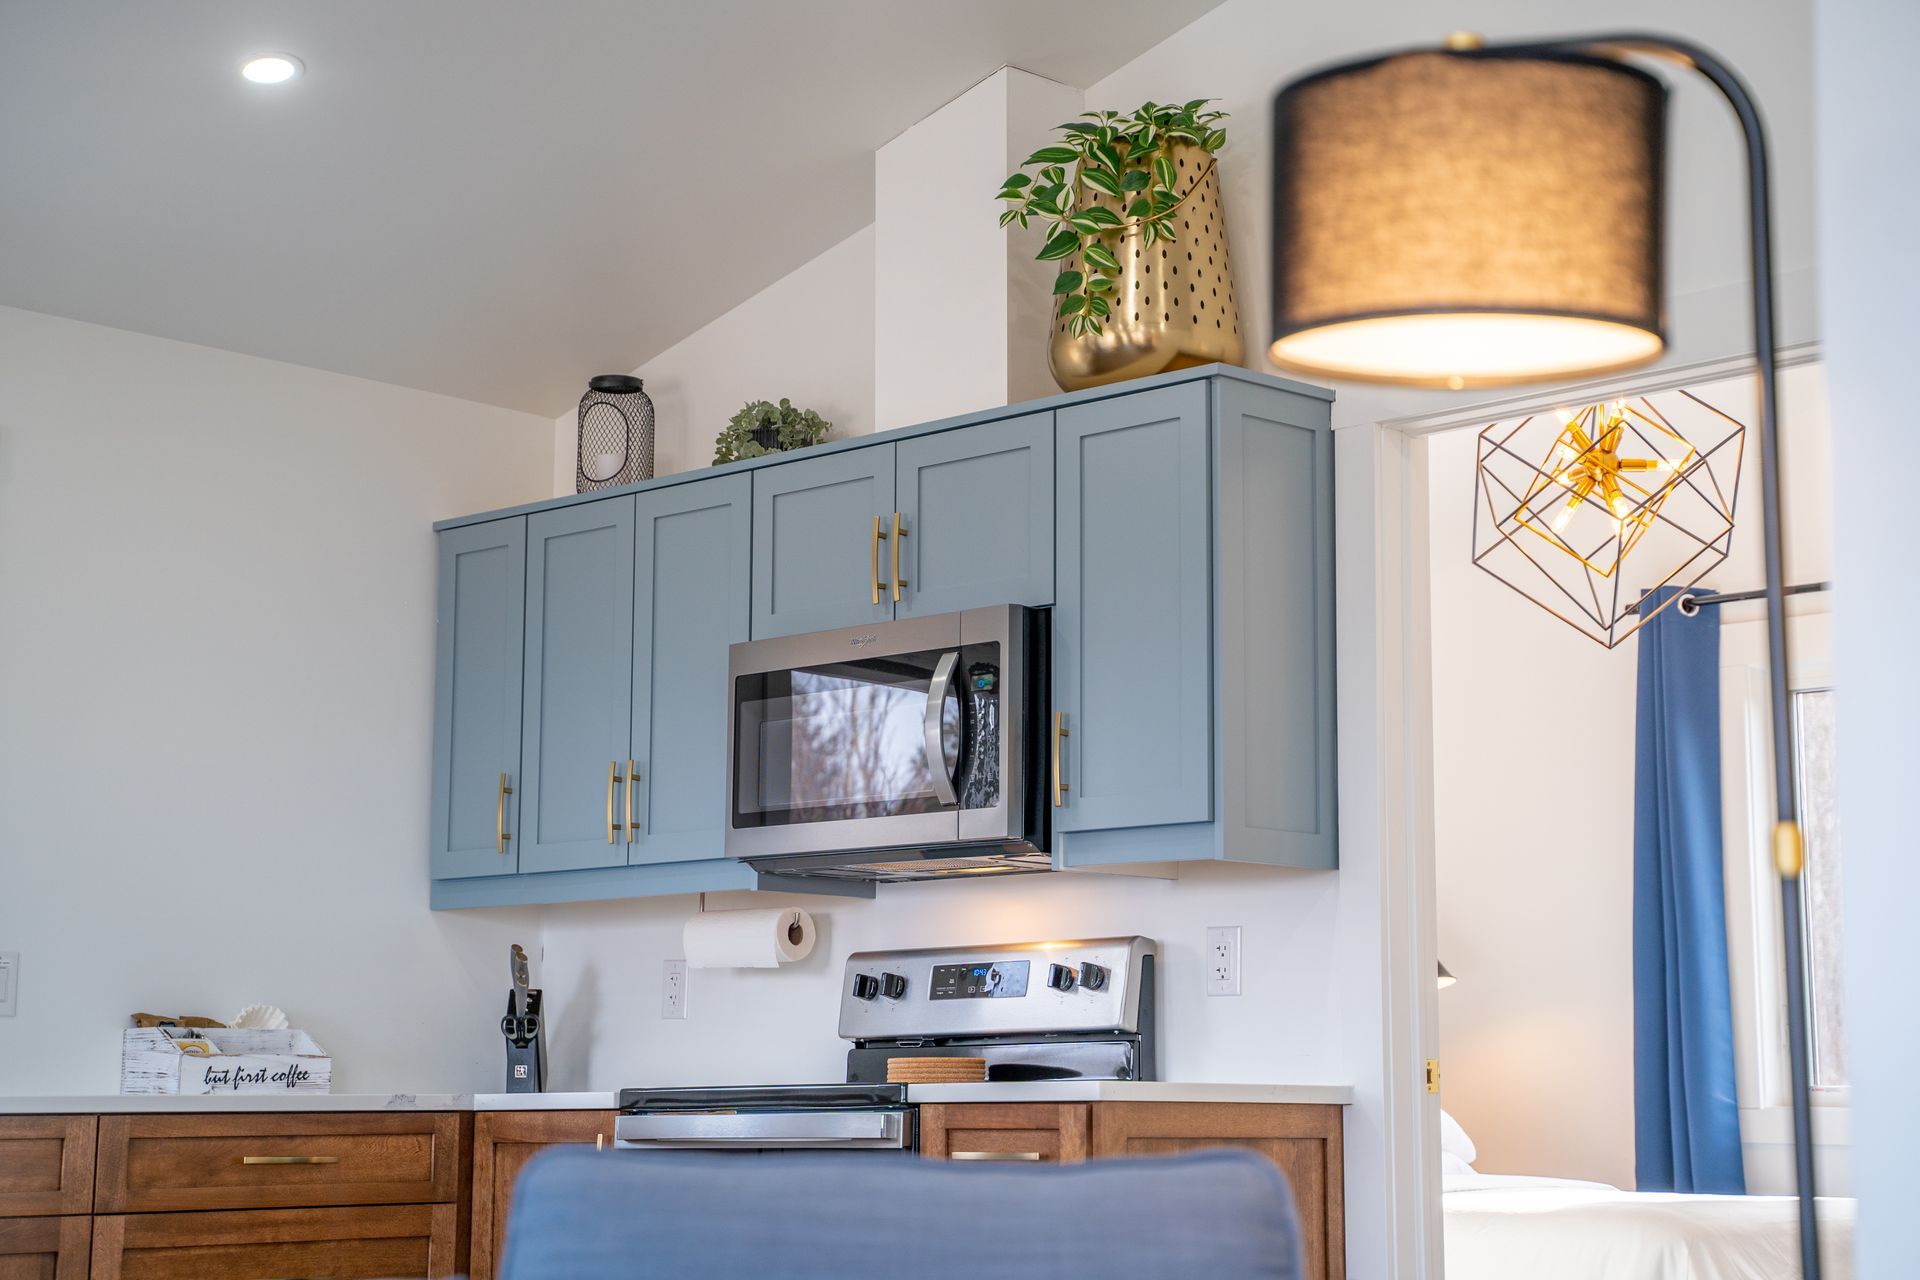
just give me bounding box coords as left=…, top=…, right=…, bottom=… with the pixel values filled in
left=683, top=908, right=817, bottom=969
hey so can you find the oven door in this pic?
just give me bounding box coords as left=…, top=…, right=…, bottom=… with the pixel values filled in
left=726, top=607, right=1025, bottom=861
left=612, top=1109, right=912, bottom=1152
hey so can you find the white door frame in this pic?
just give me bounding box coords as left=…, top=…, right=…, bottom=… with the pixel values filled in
left=1346, top=341, right=1823, bottom=1278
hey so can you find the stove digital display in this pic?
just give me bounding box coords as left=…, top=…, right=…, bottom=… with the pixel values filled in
left=929, top=960, right=1029, bottom=1000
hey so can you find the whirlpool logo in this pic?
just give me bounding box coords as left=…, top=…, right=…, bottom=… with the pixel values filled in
left=849, top=634, right=878, bottom=648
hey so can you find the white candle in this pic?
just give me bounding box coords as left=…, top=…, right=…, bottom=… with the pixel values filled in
left=590, top=451, right=622, bottom=482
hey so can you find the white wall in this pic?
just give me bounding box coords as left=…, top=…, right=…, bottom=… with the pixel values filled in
left=550, top=226, right=876, bottom=496
left=0, top=304, right=552, bottom=1095
left=1425, top=361, right=1834, bottom=1190
left=1818, top=0, right=1920, bottom=1271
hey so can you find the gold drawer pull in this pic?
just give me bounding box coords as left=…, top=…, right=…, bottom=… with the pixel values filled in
left=241, top=1155, right=341, bottom=1165
left=497, top=772, right=513, bottom=855
left=1051, top=711, right=1069, bottom=807
left=870, top=515, right=888, bottom=605
left=626, top=759, right=639, bottom=844
left=607, top=760, right=627, bottom=844
left=891, top=511, right=908, bottom=602
left=952, top=1151, right=1043, bottom=1162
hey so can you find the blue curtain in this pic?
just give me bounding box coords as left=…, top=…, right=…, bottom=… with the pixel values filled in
left=1632, top=586, right=1746, bottom=1194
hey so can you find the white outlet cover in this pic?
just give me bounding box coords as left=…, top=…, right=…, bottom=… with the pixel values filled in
left=1204, top=926, right=1241, bottom=997
left=662, top=959, right=688, bottom=1020
left=0, top=952, right=17, bottom=1017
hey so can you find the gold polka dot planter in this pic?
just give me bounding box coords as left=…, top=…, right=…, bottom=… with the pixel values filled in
left=1048, top=144, right=1244, bottom=391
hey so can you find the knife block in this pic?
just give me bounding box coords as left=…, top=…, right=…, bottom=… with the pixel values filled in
left=501, top=987, right=547, bottom=1094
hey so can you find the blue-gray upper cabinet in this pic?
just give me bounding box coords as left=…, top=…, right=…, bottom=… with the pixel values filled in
left=1052, top=376, right=1336, bottom=870
left=518, top=498, right=637, bottom=874
left=1052, top=384, right=1214, bottom=838
left=429, top=518, right=527, bottom=880
left=628, top=473, right=751, bottom=864
left=751, top=447, right=896, bottom=639
left=894, top=412, right=1054, bottom=618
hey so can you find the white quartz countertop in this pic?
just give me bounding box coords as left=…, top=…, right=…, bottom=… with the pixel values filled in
left=0, top=1083, right=1348, bottom=1114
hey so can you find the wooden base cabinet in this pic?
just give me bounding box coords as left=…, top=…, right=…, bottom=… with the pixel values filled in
left=469, top=1111, right=617, bottom=1280
left=91, top=1205, right=459, bottom=1280
left=919, top=1101, right=1344, bottom=1280
left=0, top=1216, right=91, bottom=1280
left=0, top=1117, right=97, bottom=1219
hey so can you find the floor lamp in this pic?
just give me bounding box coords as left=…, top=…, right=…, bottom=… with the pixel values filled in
left=1267, top=33, right=1821, bottom=1277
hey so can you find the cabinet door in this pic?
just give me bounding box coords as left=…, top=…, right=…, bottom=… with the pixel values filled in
left=0, top=1217, right=90, bottom=1280
left=894, top=413, right=1054, bottom=618
left=750, top=446, right=895, bottom=639
left=918, top=1104, right=1088, bottom=1164
left=630, top=474, right=751, bottom=864
left=519, top=499, right=636, bottom=874
left=91, top=1205, right=459, bottom=1280
left=430, top=520, right=527, bottom=879
left=0, top=1116, right=95, bottom=1217
left=469, top=1111, right=616, bottom=1280
left=1054, top=383, right=1213, bottom=833
left=1090, top=1103, right=1344, bottom=1280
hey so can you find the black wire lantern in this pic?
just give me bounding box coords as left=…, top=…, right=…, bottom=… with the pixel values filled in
left=575, top=375, right=655, bottom=492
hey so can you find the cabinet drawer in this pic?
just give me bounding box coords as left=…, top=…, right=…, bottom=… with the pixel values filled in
left=0, top=1215, right=91, bottom=1280
left=91, top=1204, right=458, bottom=1280
left=0, top=1116, right=96, bottom=1217
left=95, top=1114, right=464, bottom=1213
left=918, top=1104, right=1088, bottom=1163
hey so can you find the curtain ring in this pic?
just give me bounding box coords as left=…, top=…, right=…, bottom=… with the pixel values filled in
left=1678, top=593, right=1700, bottom=617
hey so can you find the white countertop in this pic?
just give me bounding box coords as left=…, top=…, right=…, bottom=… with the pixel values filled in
left=0, top=1082, right=1348, bottom=1114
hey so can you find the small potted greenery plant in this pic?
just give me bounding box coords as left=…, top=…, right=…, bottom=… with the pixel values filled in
left=714, top=398, right=833, bottom=465
left=998, top=100, right=1242, bottom=389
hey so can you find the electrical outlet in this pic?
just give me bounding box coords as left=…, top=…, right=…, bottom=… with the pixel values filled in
left=662, top=959, right=688, bottom=1019
left=0, top=952, right=16, bottom=1017
left=1205, top=926, right=1241, bottom=997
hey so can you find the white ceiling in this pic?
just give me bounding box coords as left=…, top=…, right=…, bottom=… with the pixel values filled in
left=0, top=1, right=1224, bottom=415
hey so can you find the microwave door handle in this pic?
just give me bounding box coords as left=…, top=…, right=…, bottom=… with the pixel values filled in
left=924, top=650, right=960, bottom=807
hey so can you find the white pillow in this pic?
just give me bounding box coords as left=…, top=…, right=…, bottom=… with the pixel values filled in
left=1441, top=1151, right=1477, bottom=1177
left=1440, top=1109, right=1478, bottom=1168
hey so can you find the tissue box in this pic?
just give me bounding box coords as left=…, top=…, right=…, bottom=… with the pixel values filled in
left=120, top=1027, right=332, bottom=1095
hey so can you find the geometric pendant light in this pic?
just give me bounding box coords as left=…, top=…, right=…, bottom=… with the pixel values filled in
left=1473, top=391, right=1745, bottom=647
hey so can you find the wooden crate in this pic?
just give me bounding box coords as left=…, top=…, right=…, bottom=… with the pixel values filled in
left=120, top=1028, right=331, bottom=1095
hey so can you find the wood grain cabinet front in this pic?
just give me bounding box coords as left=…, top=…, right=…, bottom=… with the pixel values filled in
left=469, top=1111, right=616, bottom=1280
left=0, top=1215, right=91, bottom=1280
left=90, top=1204, right=459, bottom=1280
left=916, top=1104, right=1089, bottom=1164
left=0, top=1116, right=97, bottom=1218
left=94, top=1114, right=465, bottom=1214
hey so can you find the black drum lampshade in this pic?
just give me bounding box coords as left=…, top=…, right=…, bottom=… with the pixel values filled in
left=1270, top=45, right=1669, bottom=388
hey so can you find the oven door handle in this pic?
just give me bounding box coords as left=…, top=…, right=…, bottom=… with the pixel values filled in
left=613, top=1111, right=906, bottom=1149
left=923, top=650, right=960, bottom=807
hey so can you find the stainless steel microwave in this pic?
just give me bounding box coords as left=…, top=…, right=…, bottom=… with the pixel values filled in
left=725, top=605, right=1049, bottom=883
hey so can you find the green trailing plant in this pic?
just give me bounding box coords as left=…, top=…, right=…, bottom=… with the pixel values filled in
left=998, top=100, right=1229, bottom=338
left=713, top=398, right=832, bottom=465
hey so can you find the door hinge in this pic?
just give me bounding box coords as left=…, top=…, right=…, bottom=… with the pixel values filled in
left=1425, top=1058, right=1441, bottom=1094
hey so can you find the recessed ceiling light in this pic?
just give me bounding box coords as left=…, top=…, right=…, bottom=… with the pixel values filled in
left=240, top=54, right=303, bottom=85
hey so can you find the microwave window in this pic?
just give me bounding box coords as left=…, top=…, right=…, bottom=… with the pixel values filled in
left=733, top=643, right=1000, bottom=828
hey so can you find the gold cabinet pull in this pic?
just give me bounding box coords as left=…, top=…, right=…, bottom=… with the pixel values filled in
left=1052, top=711, right=1070, bottom=807
left=497, top=772, right=513, bottom=855
left=607, top=760, right=627, bottom=844
left=951, top=1151, right=1043, bottom=1162
left=241, top=1155, right=340, bottom=1166
left=625, top=759, right=638, bottom=845
left=870, top=515, right=888, bottom=605
left=891, top=511, right=908, bottom=602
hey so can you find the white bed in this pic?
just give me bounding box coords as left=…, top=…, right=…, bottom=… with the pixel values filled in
left=1438, top=1113, right=1854, bottom=1279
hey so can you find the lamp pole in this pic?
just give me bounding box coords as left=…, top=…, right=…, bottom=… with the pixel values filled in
left=1479, top=33, right=1817, bottom=1278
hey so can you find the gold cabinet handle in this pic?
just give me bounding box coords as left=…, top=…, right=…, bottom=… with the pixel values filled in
left=1052, top=711, right=1070, bottom=808
left=607, top=760, right=627, bottom=844
left=952, top=1151, right=1043, bottom=1162
left=625, top=759, right=638, bottom=845
left=497, top=772, right=513, bottom=855
left=891, top=511, right=908, bottom=602
left=241, top=1155, right=340, bottom=1166
left=870, top=515, right=888, bottom=605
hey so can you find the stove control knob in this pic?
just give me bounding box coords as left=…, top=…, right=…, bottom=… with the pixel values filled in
left=1079, top=962, right=1110, bottom=992
left=852, top=973, right=880, bottom=1001
left=880, top=972, right=909, bottom=1000
left=1047, top=963, right=1078, bottom=992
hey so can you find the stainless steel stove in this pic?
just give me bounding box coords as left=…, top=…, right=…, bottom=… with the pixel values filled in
left=612, top=937, right=1156, bottom=1154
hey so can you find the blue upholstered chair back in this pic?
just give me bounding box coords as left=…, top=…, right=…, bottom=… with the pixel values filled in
left=499, top=1147, right=1303, bottom=1280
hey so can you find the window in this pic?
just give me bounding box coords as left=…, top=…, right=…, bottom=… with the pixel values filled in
left=1793, top=688, right=1846, bottom=1089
